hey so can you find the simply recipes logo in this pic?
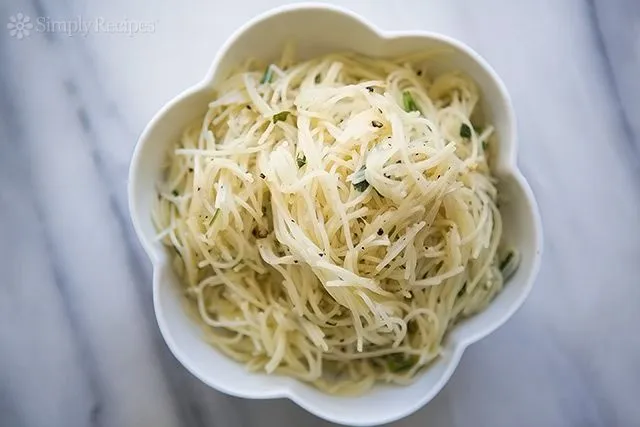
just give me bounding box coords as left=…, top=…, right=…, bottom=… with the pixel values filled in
left=6, top=13, right=156, bottom=39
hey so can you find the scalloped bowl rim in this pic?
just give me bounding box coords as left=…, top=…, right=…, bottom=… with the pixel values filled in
left=128, top=3, right=543, bottom=425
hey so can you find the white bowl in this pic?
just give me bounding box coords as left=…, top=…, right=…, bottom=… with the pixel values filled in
left=128, top=3, right=543, bottom=425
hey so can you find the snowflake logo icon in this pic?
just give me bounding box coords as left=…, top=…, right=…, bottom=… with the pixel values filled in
left=7, top=13, right=33, bottom=39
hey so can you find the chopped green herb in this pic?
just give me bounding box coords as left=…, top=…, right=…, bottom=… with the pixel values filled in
left=499, top=251, right=514, bottom=271
left=457, top=283, right=466, bottom=298
left=460, top=123, right=472, bottom=138
left=499, top=250, right=520, bottom=280
left=260, top=65, right=274, bottom=84
left=387, top=354, right=418, bottom=372
left=171, top=190, right=178, bottom=197
left=353, top=180, right=369, bottom=192
left=352, top=166, right=369, bottom=192
left=296, top=154, right=307, bottom=168
left=402, top=91, right=419, bottom=112
left=371, top=120, right=383, bottom=128
left=272, top=111, right=290, bottom=123
left=211, top=209, right=220, bottom=222
left=482, top=140, right=488, bottom=150
left=314, top=74, right=321, bottom=84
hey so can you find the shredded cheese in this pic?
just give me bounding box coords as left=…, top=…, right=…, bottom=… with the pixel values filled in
left=153, top=50, right=506, bottom=395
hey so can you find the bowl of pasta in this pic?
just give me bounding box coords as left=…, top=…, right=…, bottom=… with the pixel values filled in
left=128, top=3, right=542, bottom=425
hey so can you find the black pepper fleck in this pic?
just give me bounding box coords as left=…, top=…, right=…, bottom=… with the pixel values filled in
left=259, top=173, right=265, bottom=179
left=416, top=70, right=422, bottom=76
left=366, top=86, right=374, bottom=92
left=377, top=228, right=384, bottom=236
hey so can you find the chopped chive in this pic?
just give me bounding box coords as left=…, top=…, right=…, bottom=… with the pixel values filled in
left=171, top=190, right=178, bottom=197
left=482, top=140, right=488, bottom=150
left=352, top=166, right=369, bottom=192
left=296, top=154, right=307, bottom=168
left=371, top=120, right=383, bottom=128
left=314, top=74, right=321, bottom=83
left=499, top=251, right=514, bottom=271
left=499, top=250, right=520, bottom=281
left=460, top=123, right=472, bottom=138
left=457, top=282, right=466, bottom=298
left=272, top=111, right=290, bottom=123
left=387, top=354, right=418, bottom=372
left=211, top=209, right=220, bottom=222
left=260, top=65, right=273, bottom=84
left=353, top=180, right=369, bottom=192
left=402, top=91, right=419, bottom=112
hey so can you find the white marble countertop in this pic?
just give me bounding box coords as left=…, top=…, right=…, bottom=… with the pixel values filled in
left=2, top=0, right=639, bottom=426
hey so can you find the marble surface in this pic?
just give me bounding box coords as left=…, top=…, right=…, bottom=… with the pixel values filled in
left=1, top=0, right=639, bottom=426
